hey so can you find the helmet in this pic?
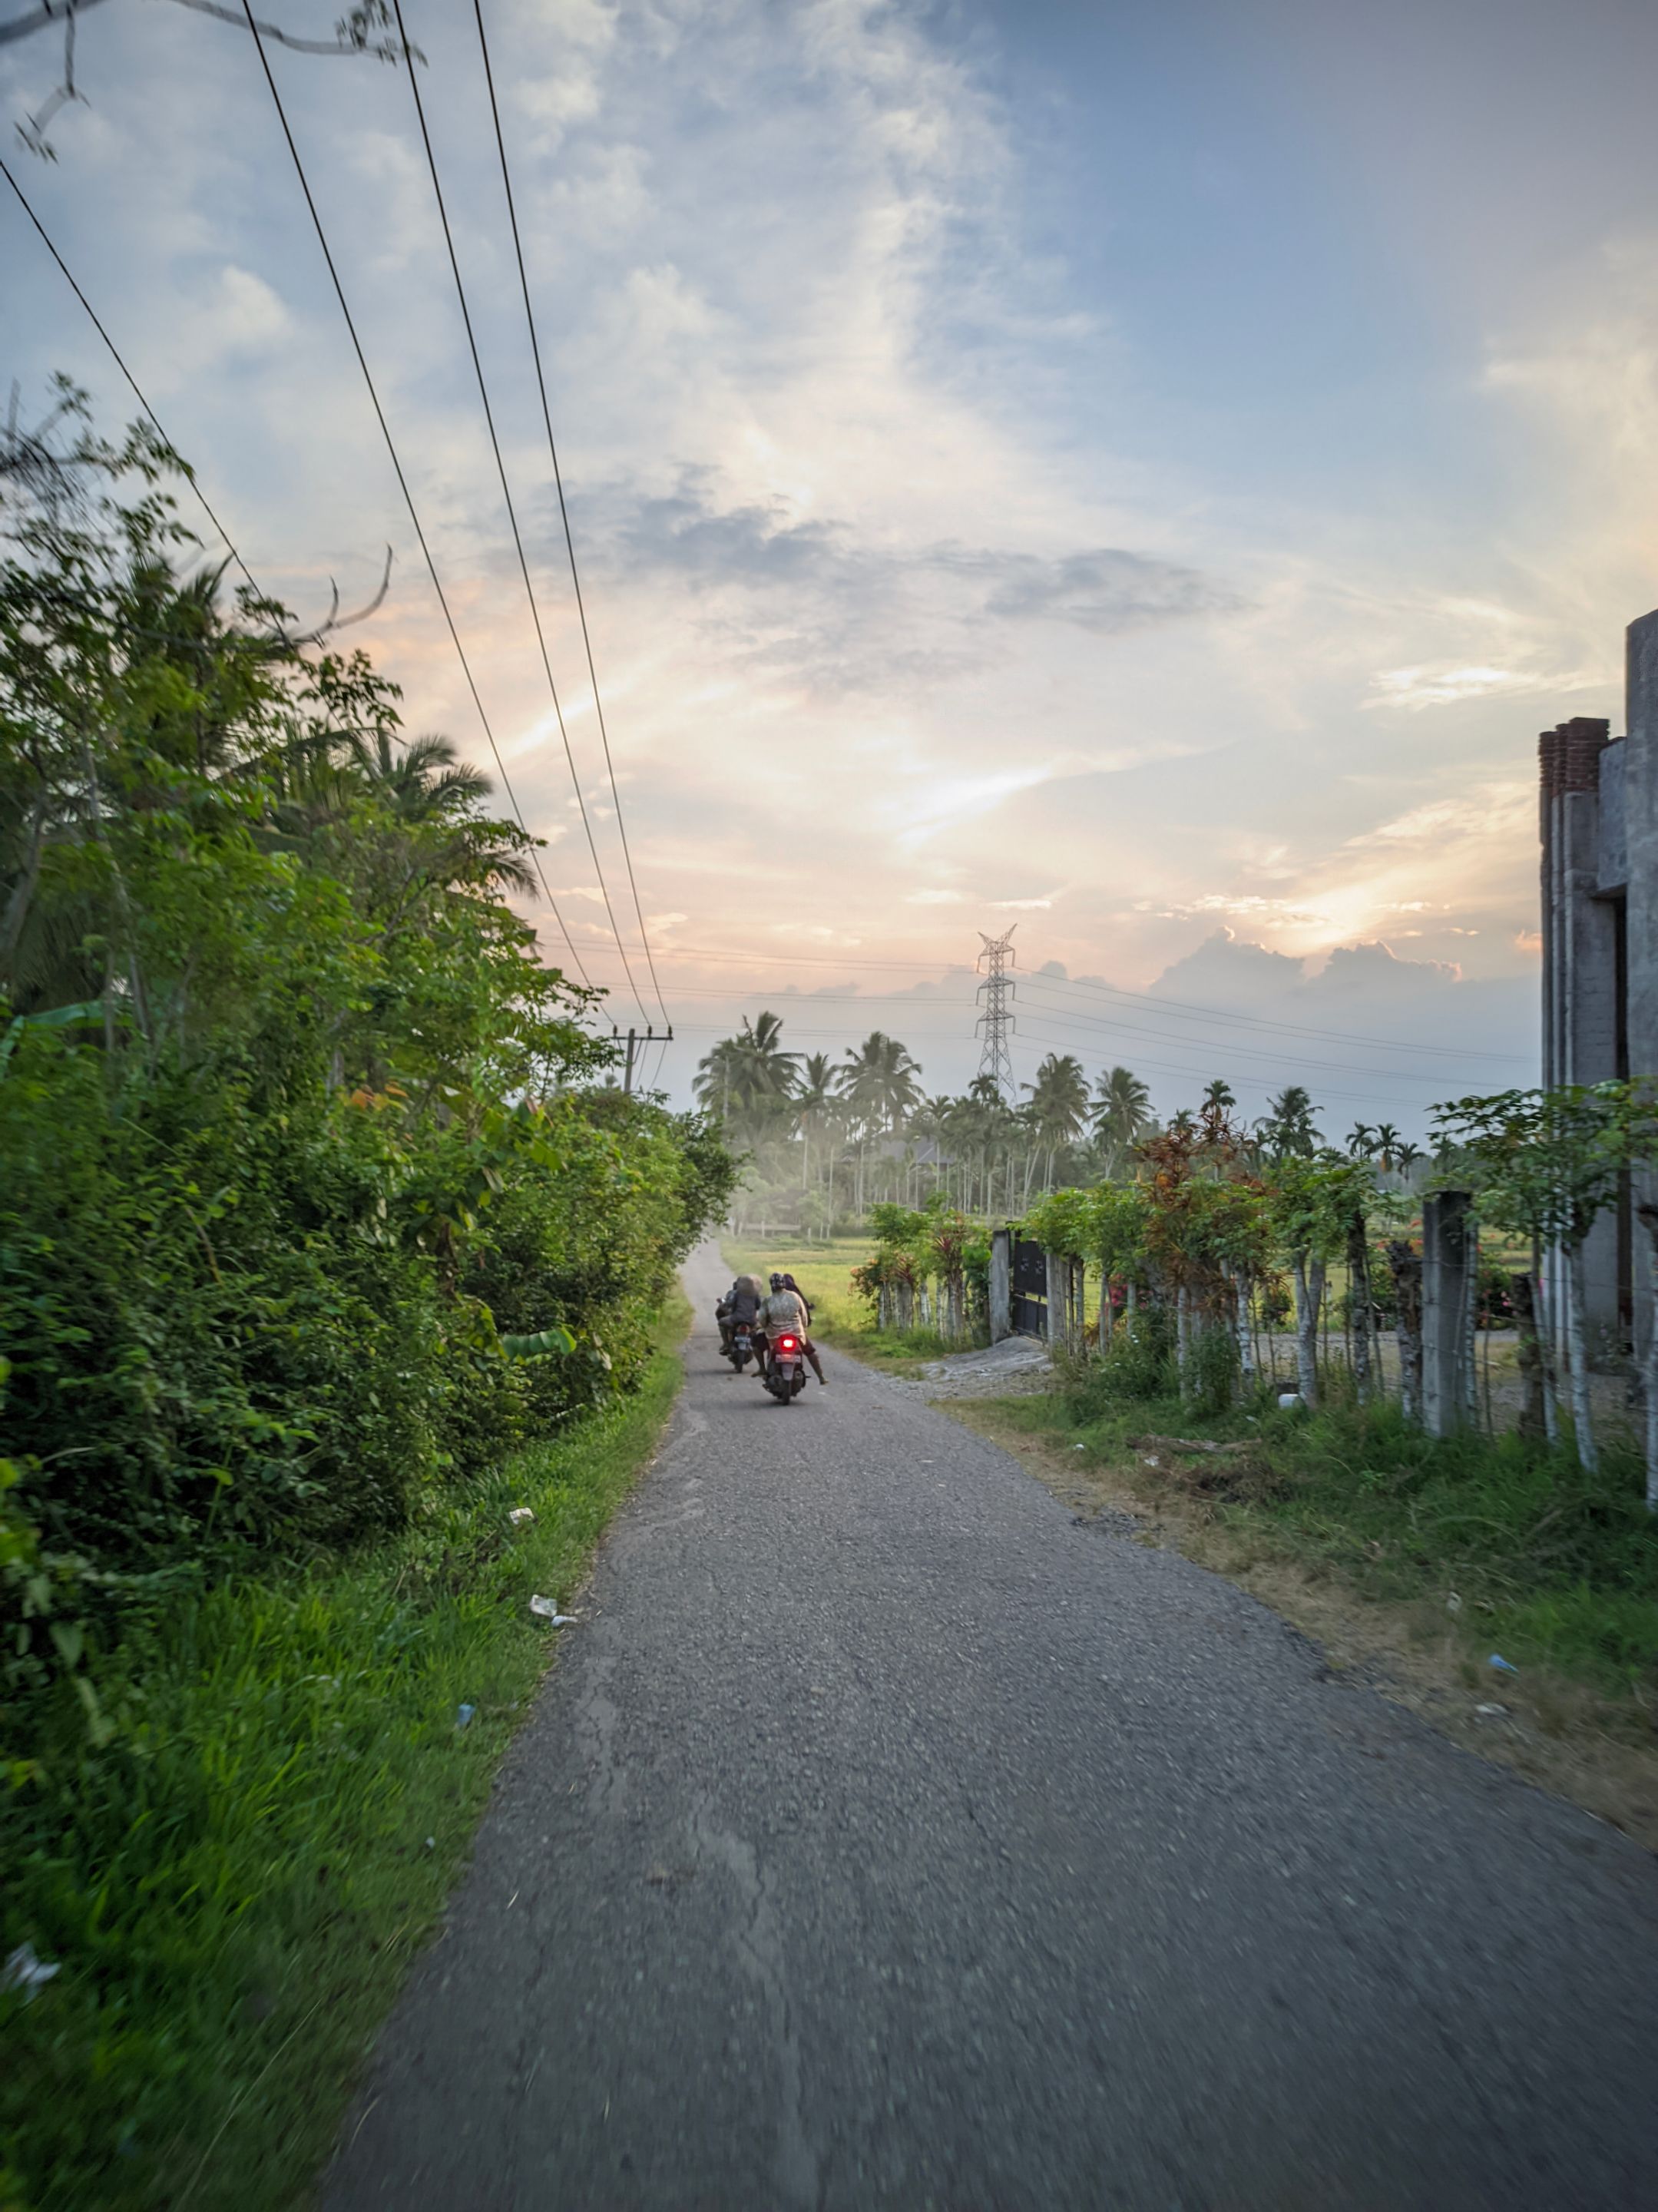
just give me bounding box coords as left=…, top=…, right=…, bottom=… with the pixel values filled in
left=769, top=1273, right=786, bottom=1290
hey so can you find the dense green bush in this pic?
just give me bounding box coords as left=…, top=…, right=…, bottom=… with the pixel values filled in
left=0, top=396, right=733, bottom=1719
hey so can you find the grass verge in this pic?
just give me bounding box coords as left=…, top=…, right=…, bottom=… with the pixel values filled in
left=718, top=1236, right=970, bottom=1375
left=942, top=1375, right=1658, bottom=1850
left=1, top=1294, right=688, bottom=2212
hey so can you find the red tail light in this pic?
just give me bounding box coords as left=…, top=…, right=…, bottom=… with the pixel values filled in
left=779, top=1336, right=798, bottom=1350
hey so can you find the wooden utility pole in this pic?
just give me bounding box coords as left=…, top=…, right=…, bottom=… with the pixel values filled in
left=615, top=1025, right=673, bottom=1095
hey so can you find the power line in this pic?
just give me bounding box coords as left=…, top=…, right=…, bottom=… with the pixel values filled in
left=1, top=152, right=258, bottom=595
left=387, top=0, right=647, bottom=1026
left=664, top=1015, right=1461, bottom=1109
left=237, top=0, right=592, bottom=989
left=607, top=979, right=1490, bottom=1084
left=471, top=0, right=670, bottom=1034
left=638, top=942, right=1531, bottom=1061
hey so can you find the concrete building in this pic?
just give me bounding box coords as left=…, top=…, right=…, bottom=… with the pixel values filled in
left=1537, top=608, right=1658, bottom=1362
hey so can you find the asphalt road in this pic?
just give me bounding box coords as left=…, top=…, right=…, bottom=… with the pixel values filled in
left=323, top=1243, right=1658, bottom=2211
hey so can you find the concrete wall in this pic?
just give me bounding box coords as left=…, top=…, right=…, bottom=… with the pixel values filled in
left=1536, top=628, right=1658, bottom=1370
left=1626, top=613, right=1658, bottom=1369
left=1540, top=717, right=1621, bottom=1352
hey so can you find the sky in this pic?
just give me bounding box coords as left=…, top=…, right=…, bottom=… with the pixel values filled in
left=7, top=0, right=1658, bottom=1137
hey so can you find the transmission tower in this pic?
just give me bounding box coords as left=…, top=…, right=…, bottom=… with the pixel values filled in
left=975, top=926, right=1018, bottom=1101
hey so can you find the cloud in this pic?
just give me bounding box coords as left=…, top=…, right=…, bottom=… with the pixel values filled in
left=961, top=545, right=1243, bottom=633
left=905, top=888, right=965, bottom=904
left=1365, top=662, right=1600, bottom=710
left=609, top=474, right=1240, bottom=691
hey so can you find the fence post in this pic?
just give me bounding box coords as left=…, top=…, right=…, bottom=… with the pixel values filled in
left=1422, top=1190, right=1474, bottom=1436
left=989, top=1228, right=1012, bottom=1343
left=1044, top=1249, right=1067, bottom=1349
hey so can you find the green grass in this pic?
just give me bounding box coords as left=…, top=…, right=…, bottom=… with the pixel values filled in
left=719, top=1236, right=971, bottom=1374
left=0, top=1296, right=688, bottom=2212
left=996, top=1362, right=1658, bottom=1700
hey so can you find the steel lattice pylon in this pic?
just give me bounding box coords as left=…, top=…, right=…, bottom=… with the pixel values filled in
left=975, top=926, right=1018, bottom=1101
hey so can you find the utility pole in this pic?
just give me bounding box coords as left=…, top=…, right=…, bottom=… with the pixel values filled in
left=614, top=1025, right=673, bottom=1096
left=975, top=926, right=1018, bottom=1103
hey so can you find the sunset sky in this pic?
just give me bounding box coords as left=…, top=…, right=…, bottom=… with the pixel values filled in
left=8, top=0, right=1658, bottom=1131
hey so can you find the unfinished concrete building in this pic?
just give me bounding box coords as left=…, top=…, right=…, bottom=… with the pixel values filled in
left=1537, top=609, right=1658, bottom=1363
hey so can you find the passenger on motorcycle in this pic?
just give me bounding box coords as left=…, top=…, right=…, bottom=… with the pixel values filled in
left=717, top=1273, right=763, bottom=1356
left=756, top=1273, right=826, bottom=1386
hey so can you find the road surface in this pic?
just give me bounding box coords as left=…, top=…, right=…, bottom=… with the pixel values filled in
left=324, top=1243, right=1658, bottom=2210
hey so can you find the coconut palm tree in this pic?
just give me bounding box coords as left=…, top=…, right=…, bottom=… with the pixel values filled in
left=1372, top=1122, right=1402, bottom=1173
left=1259, top=1084, right=1320, bottom=1160
left=1347, top=1121, right=1376, bottom=1159
left=693, top=1010, right=800, bottom=1121
left=1024, top=1051, right=1090, bottom=1191
left=837, top=1031, right=922, bottom=1133
left=836, top=1032, right=922, bottom=1217
left=796, top=1049, right=837, bottom=1194
left=1092, top=1065, right=1155, bottom=1177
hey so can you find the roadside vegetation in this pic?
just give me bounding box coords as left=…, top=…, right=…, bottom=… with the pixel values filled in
left=0, top=396, right=732, bottom=2211
left=2, top=1313, right=685, bottom=2212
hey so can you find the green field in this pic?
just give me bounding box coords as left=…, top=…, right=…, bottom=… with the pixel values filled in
left=717, top=1236, right=875, bottom=1339
left=2, top=1300, right=688, bottom=2212
left=718, top=1235, right=990, bottom=1373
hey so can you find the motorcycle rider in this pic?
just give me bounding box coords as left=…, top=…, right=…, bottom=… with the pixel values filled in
left=717, top=1273, right=763, bottom=1358
left=757, top=1272, right=826, bottom=1386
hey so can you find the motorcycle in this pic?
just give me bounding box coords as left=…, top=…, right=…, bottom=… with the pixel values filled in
left=726, top=1320, right=755, bottom=1373
left=763, top=1330, right=809, bottom=1404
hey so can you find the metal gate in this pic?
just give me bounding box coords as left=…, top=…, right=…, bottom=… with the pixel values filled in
left=1011, top=1237, right=1047, bottom=1338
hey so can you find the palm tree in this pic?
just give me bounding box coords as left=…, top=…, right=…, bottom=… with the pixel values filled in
left=354, top=729, right=493, bottom=823
left=837, top=1032, right=922, bottom=1217
left=837, top=1031, right=922, bottom=1133
left=1024, top=1052, right=1090, bottom=1190
left=1203, top=1078, right=1236, bottom=1114
left=693, top=1010, right=800, bottom=1121
left=1347, top=1121, right=1376, bottom=1160
left=796, top=1049, right=836, bottom=1194
left=1372, top=1122, right=1402, bottom=1173
left=1259, top=1084, right=1319, bottom=1161
left=1092, top=1065, right=1155, bottom=1177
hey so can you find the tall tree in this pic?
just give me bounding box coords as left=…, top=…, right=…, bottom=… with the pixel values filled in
left=1092, top=1065, right=1155, bottom=1176
left=1259, top=1084, right=1320, bottom=1161
left=1024, top=1051, right=1090, bottom=1190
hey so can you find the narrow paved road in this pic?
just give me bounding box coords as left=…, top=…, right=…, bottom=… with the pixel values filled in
left=325, top=1245, right=1658, bottom=2210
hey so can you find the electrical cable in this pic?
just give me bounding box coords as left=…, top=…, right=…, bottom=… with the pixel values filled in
left=389, top=0, right=648, bottom=1025
left=664, top=1017, right=1461, bottom=1109
left=1, top=151, right=259, bottom=595
left=470, top=0, right=670, bottom=1034
left=632, top=979, right=1519, bottom=1081
left=640, top=942, right=1530, bottom=1061
left=237, top=0, right=593, bottom=988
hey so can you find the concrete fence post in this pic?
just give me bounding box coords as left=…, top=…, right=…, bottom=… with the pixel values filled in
left=1044, top=1249, right=1067, bottom=1349
left=989, top=1228, right=1012, bottom=1343
left=1422, top=1190, right=1474, bottom=1437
